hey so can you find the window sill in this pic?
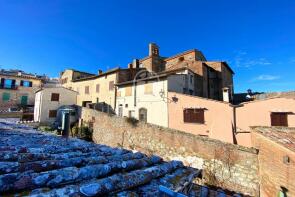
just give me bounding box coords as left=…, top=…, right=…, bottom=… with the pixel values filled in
left=183, top=122, right=205, bottom=125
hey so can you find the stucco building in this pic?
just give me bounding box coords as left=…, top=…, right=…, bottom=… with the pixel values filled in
left=34, top=87, right=77, bottom=124
left=115, top=43, right=234, bottom=127
left=61, top=43, right=234, bottom=113
left=167, top=93, right=295, bottom=146
left=0, top=69, right=44, bottom=110
left=116, top=67, right=199, bottom=127
left=130, top=43, right=234, bottom=101
left=60, top=67, right=137, bottom=112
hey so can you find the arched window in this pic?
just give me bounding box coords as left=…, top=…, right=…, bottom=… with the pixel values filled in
left=139, top=108, right=147, bottom=122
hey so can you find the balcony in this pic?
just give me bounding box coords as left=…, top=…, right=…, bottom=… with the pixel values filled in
left=0, top=84, right=18, bottom=90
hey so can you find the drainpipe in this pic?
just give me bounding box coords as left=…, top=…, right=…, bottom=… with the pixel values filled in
left=230, top=103, right=244, bottom=134
left=134, top=82, right=137, bottom=107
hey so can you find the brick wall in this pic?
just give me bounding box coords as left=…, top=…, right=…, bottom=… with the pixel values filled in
left=252, top=128, right=295, bottom=197
left=80, top=108, right=259, bottom=196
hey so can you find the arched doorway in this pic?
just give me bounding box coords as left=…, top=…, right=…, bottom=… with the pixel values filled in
left=139, top=108, right=147, bottom=122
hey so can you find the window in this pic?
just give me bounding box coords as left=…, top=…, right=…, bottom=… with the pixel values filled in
left=271, top=112, right=288, bottom=126
left=20, top=95, right=28, bottom=105
left=51, top=93, right=60, bottom=102
left=118, top=105, right=123, bottom=117
left=85, top=86, right=90, bottom=94
left=96, top=84, right=100, bottom=93
left=20, top=80, right=32, bottom=87
left=139, top=108, right=147, bottom=122
left=61, top=78, right=68, bottom=84
left=2, top=79, right=16, bottom=89
left=190, top=75, right=193, bottom=84
left=178, top=56, right=184, bottom=61
left=125, top=86, right=132, bottom=96
left=109, top=81, right=114, bottom=91
left=49, top=110, right=57, bottom=118
left=144, top=83, right=153, bottom=94
left=2, top=92, right=10, bottom=102
left=183, top=108, right=205, bottom=124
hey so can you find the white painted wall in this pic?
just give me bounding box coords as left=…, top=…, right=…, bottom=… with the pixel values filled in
left=168, top=70, right=196, bottom=95
left=34, top=87, right=77, bottom=124
left=116, top=79, right=168, bottom=127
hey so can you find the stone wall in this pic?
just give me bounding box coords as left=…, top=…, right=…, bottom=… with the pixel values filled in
left=80, top=108, right=260, bottom=196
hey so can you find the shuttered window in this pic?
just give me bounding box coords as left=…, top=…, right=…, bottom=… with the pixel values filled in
left=144, top=83, right=153, bottom=94
left=85, top=86, right=90, bottom=94
left=49, top=110, right=57, bottom=118
left=96, top=84, right=100, bottom=93
left=51, top=93, right=60, bottom=101
left=125, top=86, right=132, bottom=96
left=271, top=113, right=288, bottom=126
left=2, top=92, right=10, bottom=102
left=109, top=81, right=114, bottom=91
left=183, top=108, right=205, bottom=124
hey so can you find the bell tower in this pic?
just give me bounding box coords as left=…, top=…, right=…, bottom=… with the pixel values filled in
left=149, top=43, right=159, bottom=56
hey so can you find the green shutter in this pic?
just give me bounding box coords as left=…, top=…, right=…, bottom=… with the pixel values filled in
left=2, top=92, right=10, bottom=102
left=21, top=96, right=28, bottom=105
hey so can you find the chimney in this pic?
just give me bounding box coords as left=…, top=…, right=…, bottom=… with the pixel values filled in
left=98, top=70, right=103, bottom=75
left=128, top=63, right=133, bottom=69
left=149, top=43, right=159, bottom=56
left=132, top=59, right=139, bottom=69
left=222, top=87, right=230, bottom=102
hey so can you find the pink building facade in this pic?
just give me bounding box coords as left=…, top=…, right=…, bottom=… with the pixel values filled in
left=168, top=92, right=295, bottom=147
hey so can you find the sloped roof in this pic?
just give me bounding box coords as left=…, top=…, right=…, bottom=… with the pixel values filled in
left=35, top=86, right=78, bottom=94
left=252, top=126, right=295, bottom=152
left=72, top=67, right=123, bottom=82
left=0, top=120, right=200, bottom=196
left=115, top=66, right=192, bottom=86
left=0, top=69, right=44, bottom=80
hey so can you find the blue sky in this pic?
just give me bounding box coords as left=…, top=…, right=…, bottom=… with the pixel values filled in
left=0, top=0, right=294, bottom=93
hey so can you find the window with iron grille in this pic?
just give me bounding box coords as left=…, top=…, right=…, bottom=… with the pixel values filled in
left=183, top=108, right=205, bottom=124
left=49, top=110, right=57, bottom=118
left=51, top=93, right=60, bottom=101
left=271, top=112, right=288, bottom=126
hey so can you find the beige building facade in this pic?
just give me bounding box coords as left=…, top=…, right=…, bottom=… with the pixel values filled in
left=0, top=70, right=43, bottom=110
left=34, top=87, right=77, bottom=124
left=60, top=68, right=136, bottom=111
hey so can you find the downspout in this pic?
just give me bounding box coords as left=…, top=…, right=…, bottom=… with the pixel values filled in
left=230, top=103, right=244, bottom=144
left=38, top=91, right=43, bottom=122
left=134, top=82, right=137, bottom=107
